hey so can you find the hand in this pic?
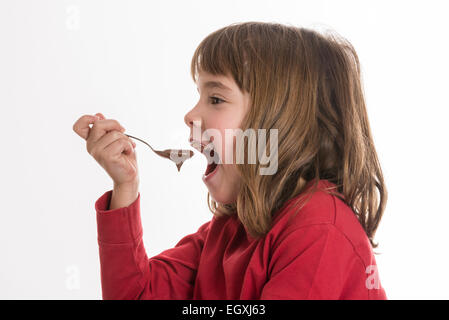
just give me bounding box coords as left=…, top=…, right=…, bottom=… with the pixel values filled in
left=73, top=113, right=139, bottom=189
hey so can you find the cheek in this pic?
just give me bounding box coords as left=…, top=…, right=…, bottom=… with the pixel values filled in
left=221, top=163, right=241, bottom=188
left=220, top=134, right=232, bottom=165
left=219, top=131, right=241, bottom=165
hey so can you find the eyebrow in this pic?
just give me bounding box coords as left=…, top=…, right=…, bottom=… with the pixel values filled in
left=197, top=81, right=232, bottom=92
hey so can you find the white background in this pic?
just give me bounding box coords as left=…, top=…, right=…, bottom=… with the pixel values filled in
left=0, top=0, right=448, bottom=299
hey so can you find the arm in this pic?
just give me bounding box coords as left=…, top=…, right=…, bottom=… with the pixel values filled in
left=260, top=224, right=386, bottom=300
left=95, top=190, right=210, bottom=300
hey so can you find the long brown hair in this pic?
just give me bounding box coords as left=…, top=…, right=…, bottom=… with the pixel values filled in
left=191, top=22, right=387, bottom=249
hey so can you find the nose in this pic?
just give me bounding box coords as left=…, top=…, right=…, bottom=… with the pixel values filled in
left=184, top=106, right=202, bottom=142
left=183, top=109, right=193, bottom=128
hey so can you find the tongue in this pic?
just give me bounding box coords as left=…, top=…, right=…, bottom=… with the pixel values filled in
left=204, top=146, right=220, bottom=175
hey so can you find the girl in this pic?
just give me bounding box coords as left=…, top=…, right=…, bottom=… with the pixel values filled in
left=73, top=22, right=387, bottom=299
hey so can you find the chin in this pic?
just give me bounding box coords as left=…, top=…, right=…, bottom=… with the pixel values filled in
left=209, top=189, right=237, bottom=206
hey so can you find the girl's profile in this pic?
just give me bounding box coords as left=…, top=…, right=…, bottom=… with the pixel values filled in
left=73, top=21, right=388, bottom=300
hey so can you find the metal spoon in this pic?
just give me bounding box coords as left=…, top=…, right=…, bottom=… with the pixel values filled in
left=125, top=134, right=195, bottom=172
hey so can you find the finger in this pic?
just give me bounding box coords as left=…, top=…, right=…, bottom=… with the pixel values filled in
left=95, top=112, right=106, bottom=120
left=104, top=137, right=134, bottom=158
left=88, top=119, right=126, bottom=144
left=73, top=115, right=100, bottom=140
left=123, top=140, right=134, bottom=156
left=94, top=130, right=131, bottom=153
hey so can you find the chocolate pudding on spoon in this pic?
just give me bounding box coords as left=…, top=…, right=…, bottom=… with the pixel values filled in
left=125, top=134, right=195, bottom=172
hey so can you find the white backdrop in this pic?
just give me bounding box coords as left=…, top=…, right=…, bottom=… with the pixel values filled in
left=0, top=0, right=448, bottom=299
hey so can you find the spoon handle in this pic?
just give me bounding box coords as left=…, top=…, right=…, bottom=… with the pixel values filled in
left=125, top=134, right=156, bottom=152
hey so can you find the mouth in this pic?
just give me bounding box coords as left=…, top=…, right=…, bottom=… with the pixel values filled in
left=204, top=148, right=219, bottom=177
left=190, top=139, right=220, bottom=180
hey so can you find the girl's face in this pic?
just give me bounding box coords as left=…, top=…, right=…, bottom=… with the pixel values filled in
left=184, top=71, right=250, bottom=205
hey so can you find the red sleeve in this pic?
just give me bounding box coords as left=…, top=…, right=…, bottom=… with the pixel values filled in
left=260, top=224, right=387, bottom=300
left=94, top=190, right=210, bottom=300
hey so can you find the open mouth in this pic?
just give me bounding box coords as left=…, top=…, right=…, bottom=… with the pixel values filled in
left=190, top=140, right=220, bottom=180
left=205, top=148, right=219, bottom=176
left=203, top=144, right=220, bottom=179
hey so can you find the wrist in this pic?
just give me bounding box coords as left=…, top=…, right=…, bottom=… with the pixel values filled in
left=113, top=179, right=139, bottom=193
left=110, top=180, right=139, bottom=210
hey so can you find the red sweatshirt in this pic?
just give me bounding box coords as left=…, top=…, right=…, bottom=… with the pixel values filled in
left=94, top=179, right=387, bottom=300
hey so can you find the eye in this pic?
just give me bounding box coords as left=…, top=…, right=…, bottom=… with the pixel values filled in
left=209, top=96, right=225, bottom=105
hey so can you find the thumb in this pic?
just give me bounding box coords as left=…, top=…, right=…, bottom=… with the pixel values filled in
left=95, top=112, right=106, bottom=120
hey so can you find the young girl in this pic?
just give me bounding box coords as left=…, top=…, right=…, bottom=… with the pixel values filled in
left=73, top=22, right=387, bottom=299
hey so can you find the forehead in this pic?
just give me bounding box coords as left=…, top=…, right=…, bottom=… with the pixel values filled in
left=196, top=71, right=235, bottom=92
